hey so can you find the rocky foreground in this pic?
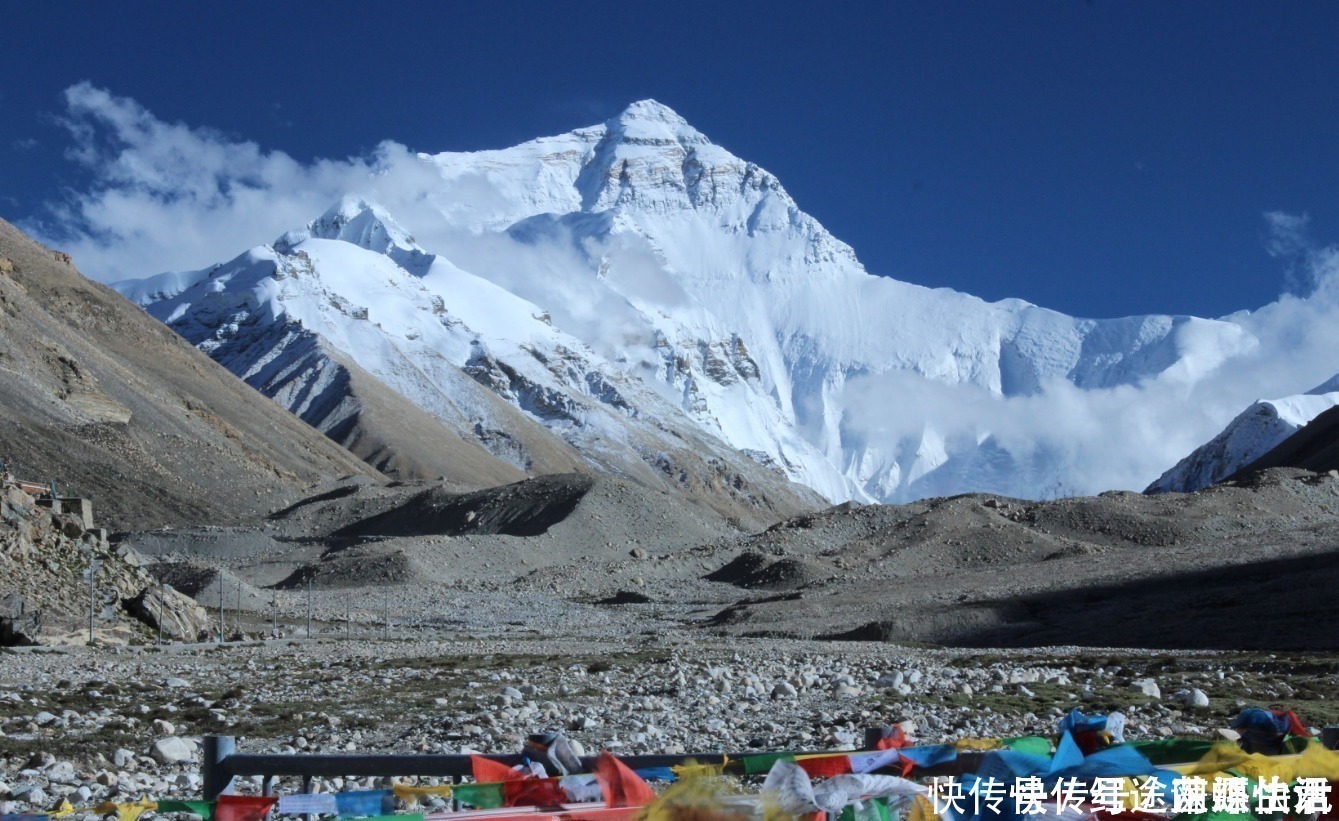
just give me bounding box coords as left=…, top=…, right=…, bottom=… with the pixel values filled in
left=3, top=636, right=1335, bottom=815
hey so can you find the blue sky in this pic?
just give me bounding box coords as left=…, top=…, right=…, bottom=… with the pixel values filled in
left=4, top=2, right=1339, bottom=319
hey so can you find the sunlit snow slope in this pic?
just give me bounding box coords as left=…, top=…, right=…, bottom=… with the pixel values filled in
left=121, top=100, right=1290, bottom=503
left=1147, top=374, right=1339, bottom=494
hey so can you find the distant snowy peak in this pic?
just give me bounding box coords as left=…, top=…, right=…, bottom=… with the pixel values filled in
left=118, top=202, right=824, bottom=520
left=609, top=99, right=710, bottom=144
left=116, top=100, right=1304, bottom=506
left=276, top=196, right=433, bottom=274
left=1146, top=385, right=1339, bottom=494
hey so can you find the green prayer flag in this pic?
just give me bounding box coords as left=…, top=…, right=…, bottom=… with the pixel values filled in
left=1130, top=738, right=1215, bottom=766
left=453, top=783, right=505, bottom=810
left=742, top=753, right=796, bottom=775
left=840, top=796, right=895, bottom=821
left=1002, top=737, right=1052, bottom=757
left=155, top=801, right=214, bottom=820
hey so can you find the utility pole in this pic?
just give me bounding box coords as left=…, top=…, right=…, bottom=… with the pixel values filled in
left=236, top=579, right=242, bottom=639
left=305, top=577, right=312, bottom=638
left=345, top=600, right=350, bottom=639
left=271, top=593, right=278, bottom=637
left=217, top=578, right=224, bottom=645
left=86, top=558, right=100, bottom=644
left=157, top=587, right=163, bottom=646
left=383, top=588, right=389, bottom=641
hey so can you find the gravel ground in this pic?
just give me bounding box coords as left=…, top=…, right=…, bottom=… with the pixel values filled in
left=3, top=633, right=1334, bottom=816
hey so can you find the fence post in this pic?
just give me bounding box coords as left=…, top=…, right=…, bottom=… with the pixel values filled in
left=203, top=735, right=236, bottom=800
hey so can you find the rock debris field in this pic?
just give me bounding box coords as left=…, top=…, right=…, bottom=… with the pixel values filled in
left=9, top=462, right=1339, bottom=814
left=3, top=636, right=1339, bottom=815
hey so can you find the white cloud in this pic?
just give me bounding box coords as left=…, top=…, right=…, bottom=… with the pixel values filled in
left=26, top=83, right=431, bottom=283
left=842, top=241, right=1339, bottom=498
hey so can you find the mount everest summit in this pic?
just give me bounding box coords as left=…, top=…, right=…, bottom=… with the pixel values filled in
left=115, top=100, right=1339, bottom=505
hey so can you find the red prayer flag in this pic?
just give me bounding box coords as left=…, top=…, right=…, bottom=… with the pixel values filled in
left=1279, top=709, right=1312, bottom=737
left=796, top=755, right=854, bottom=779
left=502, top=777, right=568, bottom=808
left=472, top=755, right=525, bottom=783
left=594, top=751, right=657, bottom=808
left=214, top=795, right=277, bottom=821
left=874, top=726, right=911, bottom=750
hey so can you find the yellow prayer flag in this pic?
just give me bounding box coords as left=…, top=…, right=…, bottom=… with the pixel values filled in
left=954, top=738, right=1002, bottom=751
left=93, top=797, right=158, bottom=821
left=392, top=784, right=454, bottom=807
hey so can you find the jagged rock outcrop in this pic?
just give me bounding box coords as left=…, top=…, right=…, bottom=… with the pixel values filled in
left=126, top=583, right=210, bottom=642
left=0, top=477, right=205, bottom=644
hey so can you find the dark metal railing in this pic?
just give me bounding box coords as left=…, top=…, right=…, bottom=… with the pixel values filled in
left=202, top=735, right=843, bottom=801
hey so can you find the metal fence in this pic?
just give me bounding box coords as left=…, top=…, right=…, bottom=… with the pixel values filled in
left=204, top=735, right=734, bottom=800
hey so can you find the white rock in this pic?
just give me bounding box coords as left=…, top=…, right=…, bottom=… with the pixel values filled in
left=150, top=737, right=196, bottom=765
left=10, top=785, right=48, bottom=805
left=1171, top=688, right=1210, bottom=709
left=1129, top=679, right=1161, bottom=699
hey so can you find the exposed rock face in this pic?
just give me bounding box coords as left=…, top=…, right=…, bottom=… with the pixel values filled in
left=0, top=477, right=206, bottom=645
left=0, top=592, right=42, bottom=645
left=126, top=584, right=210, bottom=642
left=0, top=219, right=381, bottom=532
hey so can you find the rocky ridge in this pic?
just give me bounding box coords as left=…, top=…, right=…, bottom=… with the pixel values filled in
left=0, top=476, right=208, bottom=645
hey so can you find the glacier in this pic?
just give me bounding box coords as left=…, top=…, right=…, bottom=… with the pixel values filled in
left=114, top=99, right=1337, bottom=504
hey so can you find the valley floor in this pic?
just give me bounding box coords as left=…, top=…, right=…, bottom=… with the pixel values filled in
left=2, top=633, right=1337, bottom=813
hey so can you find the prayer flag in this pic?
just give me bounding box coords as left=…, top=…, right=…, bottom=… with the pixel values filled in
left=501, top=778, right=568, bottom=808
left=390, top=785, right=453, bottom=807
left=332, top=791, right=391, bottom=818
left=214, top=796, right=277, bottom=821
left=595, top=751, right=656, bottom=808
left=157, top=800, right=216, bottom=819
left=92, top=799, right=157, bottom=821
left=795, top=754, right=854, bottom=779
left=277, top=794, right=338, bottom=815
left=472, top=755, right=524, bottom=783
left=453, top=783, right=505, bottom=810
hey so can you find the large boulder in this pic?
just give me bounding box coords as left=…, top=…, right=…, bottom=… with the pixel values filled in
left=1, top=486, right=35, bottom=523
left=126, top=584, right=210, bottom=642
left=0, top=593, right=42, bottom=645
left=150, top=736, right=197, bottom=765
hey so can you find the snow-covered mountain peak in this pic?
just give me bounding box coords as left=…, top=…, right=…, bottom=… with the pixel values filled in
left=118, top=103, right=1331, bottom=507
left=608, top=99, right=708, bottom=146
left=1308, top=372, right=1339, bottom=394
left=278, top=195, right=421, bottom=255
left=277, top=195, right=433, bottom=274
